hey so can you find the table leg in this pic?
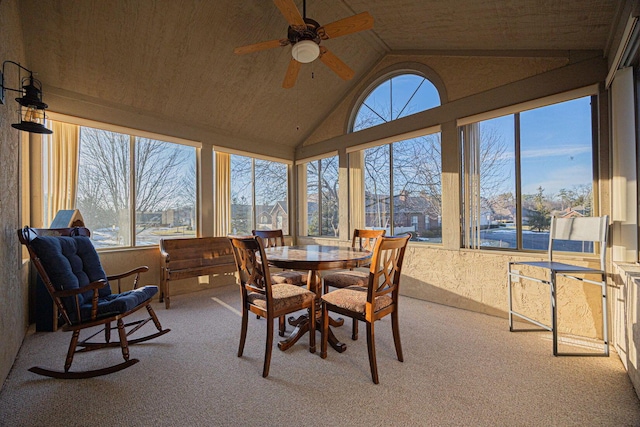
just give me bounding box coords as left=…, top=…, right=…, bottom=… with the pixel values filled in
left=277, top=270, right=347, bottom=353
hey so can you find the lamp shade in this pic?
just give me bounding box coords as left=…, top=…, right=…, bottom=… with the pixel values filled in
left=12, top=119, right=52, bottom=134
left=291, top=40, right=320, bottom=63
left=12, top=76, right=52, bottom=134
left=1, top=61, right=53, bottom=134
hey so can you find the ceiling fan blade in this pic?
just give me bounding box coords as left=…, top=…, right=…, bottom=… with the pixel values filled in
left=234, top=39, right=289, bottom=55
left=283, top=58, right=302, bottom=88
left=273, top=0, right=305, bottom=28
left=319, top=47, right=354, bottom=81
left=318, top=12, right=374, bottom=40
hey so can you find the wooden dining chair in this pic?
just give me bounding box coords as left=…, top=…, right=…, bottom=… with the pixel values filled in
left=229, top=235, right=316, bottom=378
left=320, top=233, right=411, bottom=384
left=18, top=226, right=170, bottom=379
left=252, top=229, right=308, bottom=286
left=252, top=229, right=309, bottom=336
left=322, top=228, right=385, bottom=340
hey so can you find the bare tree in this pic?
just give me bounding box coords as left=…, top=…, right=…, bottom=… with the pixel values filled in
left=77, top=128, right=194, bottom=241
left=307, top=157, right=339, bottom=236
left=363, top=144, right=390, bottom=229
left=230, top=156, right=289, bottom=234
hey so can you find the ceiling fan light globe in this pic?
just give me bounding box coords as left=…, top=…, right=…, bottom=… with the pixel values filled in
left=292, top=40, right=319, bottom=63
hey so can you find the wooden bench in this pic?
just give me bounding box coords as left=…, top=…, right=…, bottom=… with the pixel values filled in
left=159, top=237, right=236, bottom=309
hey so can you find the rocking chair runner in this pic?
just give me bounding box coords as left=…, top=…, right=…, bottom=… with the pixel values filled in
left=18, top=226, right=170, bottom=379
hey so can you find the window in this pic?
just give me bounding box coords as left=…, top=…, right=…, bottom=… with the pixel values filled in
left=76, top=126, right=196, bottom=248
left=349, top=72, right=443, bottom=243
left=462, top=94, right=595, bottom=253
left=230, top=154, right=289, bottom=235
left=363, top=132, right=442, bottom=242
left=306, top=156, right=339, bottom=237
left=352, top=73, right=440, bottom=132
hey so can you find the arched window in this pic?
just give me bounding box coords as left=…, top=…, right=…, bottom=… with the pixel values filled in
left=352, top=73, right=441, bottom=132
left=348, top=72, right=443, bottom=243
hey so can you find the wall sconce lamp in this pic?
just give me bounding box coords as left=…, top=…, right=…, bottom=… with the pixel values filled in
left=0, top=60, right=53, bottom=134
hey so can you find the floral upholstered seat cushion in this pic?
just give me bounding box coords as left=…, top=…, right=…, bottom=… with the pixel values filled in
left=247, top=283, right=315, bottom=312
left=270, top=270, right=306, bottom=286
left=321, top=285, right=392, bottom=314
left=323, top=270, right=368, bottom=289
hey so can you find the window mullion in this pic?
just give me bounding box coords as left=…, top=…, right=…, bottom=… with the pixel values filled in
left=251, top=158, right=256, bottom=232
left=514, top=113, right=522, bottom=250
left=318, top=160, right=323, bottom=235
left=130, top=135, right=136, bottom=247
left=389, top=143, right=394, bottom=235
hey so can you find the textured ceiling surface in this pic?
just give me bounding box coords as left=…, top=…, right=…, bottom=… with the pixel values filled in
left=17, top=0, right=619, bottom=149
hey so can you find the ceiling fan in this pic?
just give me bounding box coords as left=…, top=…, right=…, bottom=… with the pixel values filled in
left=234, top=0, right=374, bottom=88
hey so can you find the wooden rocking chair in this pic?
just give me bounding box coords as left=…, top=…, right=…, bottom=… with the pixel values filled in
left=18, top=226, right=170, bottom=379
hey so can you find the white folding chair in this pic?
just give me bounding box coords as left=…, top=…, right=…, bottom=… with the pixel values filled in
left=507, top=215, right=609, bottom=356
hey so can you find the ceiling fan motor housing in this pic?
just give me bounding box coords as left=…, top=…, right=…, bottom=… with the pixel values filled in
left=288, top=17, right=321, bottom=45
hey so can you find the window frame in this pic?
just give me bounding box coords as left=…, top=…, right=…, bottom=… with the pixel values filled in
left=459, top=86, right=600, bottom=253
left=348, top=71, right=442, bottom=133
left=354, top=128, right=443, bottom=243
left=228, top=151, right=292, bottom=236
left=296, top=152, right=341, bottom=239
left=45, top=112, right=201, bottom=250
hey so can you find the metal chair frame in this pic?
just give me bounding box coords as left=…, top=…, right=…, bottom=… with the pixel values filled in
left=507, top=215, right=609, bottom=356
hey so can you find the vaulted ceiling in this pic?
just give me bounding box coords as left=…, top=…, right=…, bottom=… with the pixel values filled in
left=17, top=0, right=621, bottom=151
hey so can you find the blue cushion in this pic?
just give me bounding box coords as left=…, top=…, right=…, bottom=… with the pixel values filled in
left=29, top=234, right=156, bottom=323
left=30, top=235, right=109, bottom=306
left=78, top=286, right=158, bottom=321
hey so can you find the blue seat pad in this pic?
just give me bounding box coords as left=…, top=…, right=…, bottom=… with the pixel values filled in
left=78, top=286, right=158, bottom=321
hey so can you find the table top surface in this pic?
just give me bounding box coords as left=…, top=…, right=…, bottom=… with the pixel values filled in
left=263, top=245, right=371, bottom=271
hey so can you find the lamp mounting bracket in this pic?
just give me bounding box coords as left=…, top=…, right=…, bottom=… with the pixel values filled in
left=0, top=69, right=4, bottom=105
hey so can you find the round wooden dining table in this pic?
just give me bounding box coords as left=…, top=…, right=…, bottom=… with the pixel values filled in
left=263, top=244, right=372, bottom=353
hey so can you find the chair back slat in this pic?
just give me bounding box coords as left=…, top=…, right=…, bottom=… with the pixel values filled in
left=548, top=215, right=609, bottom=269
left=252, top=229, right=286, bottom=248
left=367, top=234, right=411, bottom=302
left=230, top=236, right=273, bottom=300
left=353, top=228, right=385, bottom=251
left=551, top=216, right=608, bottom=242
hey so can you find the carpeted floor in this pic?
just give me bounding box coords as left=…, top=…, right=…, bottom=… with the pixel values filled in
left=1, top=284, right=639, bottom=427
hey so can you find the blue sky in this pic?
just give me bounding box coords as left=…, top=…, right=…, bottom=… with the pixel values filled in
left=480, top=96, right=593, bottom=197
left=358, top=75, right=593, bottom=198
left=516, top=96, right=592, bottom=195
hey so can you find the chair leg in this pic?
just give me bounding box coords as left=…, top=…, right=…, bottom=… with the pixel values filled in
left=550, top=271, right=558, bottom=356
left=308, top=305, right=316, bottom=354
left=279, top=316, right=286, bottom=337
left=105, top=321, right=111, bottom=343
left=64, top=330, right=81, bottom=373
left=238, top=309, right=248, bottom=357
left=116, top=318, right=131, bottom=362
left=146, top=304, right=163, bottom=331
left=352, top=319, right=359, bottom=340
left=263, top=315, right=274, bottom=378
left=320, top=303, right=329, bottom=359
left=391, top=310, right=403, bottom=362
left=366, top=321, right=379, bottom=384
